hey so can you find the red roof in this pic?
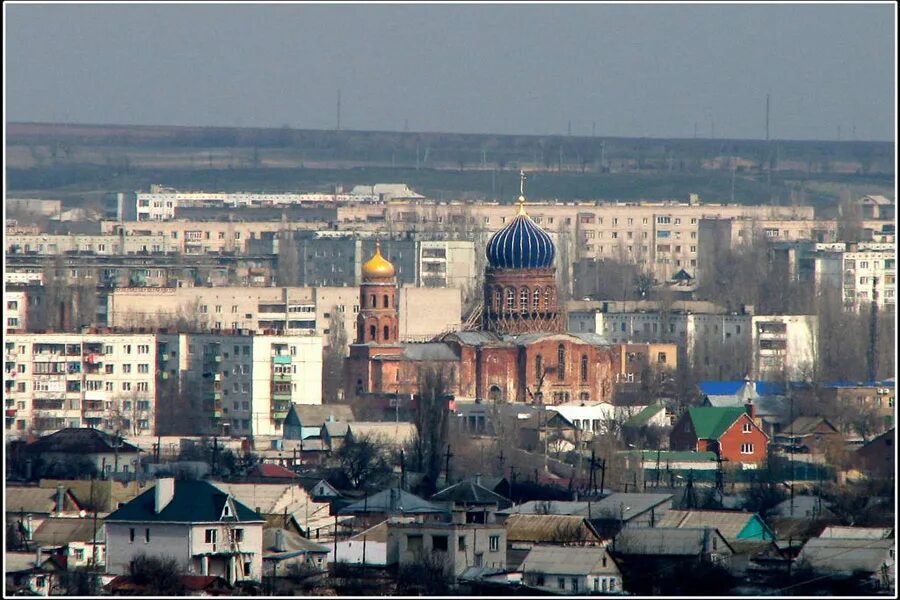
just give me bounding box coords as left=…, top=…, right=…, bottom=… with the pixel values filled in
left=181, top=575, right=231, bottom=591
left=250, top=463, right=297, bottom=478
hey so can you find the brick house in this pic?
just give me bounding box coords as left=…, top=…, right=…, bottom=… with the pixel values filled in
left=670, top=406, right=768, bottom=462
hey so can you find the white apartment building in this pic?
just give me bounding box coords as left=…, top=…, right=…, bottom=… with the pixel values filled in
left=416, top=240, right=478, bottom=289
left=5, top=291, right=28, bottom=332
left=6, top=233, right=175, bottom=256
left=157, top=332, right=322, bottom=437
left=5, top=331, right=322, bottom=440
left=5, top=333, right=159, bottom=439
left=568, top=305, right=817, bottom=381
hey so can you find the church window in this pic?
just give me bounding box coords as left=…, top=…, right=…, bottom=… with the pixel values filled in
left=581, top=355, right=588, bottom=382
left=370, top=294, right=376, bottom=308
left=384, top=325, right=390, bottom=340
left=520, top=288, right=529, bottom=311
left=493, top=288, right=502, bottom=310
left=533, top=289, right=541, bottom=310
left=506, top=288, right=515, bottom=311
left=535, top=355, right=543, bottom=379
left=369, top=325, right=376, bottom=341
left=544, top=287, right=553, bottom=309
left=557, top=345, right=566, bottom=380
left=383, top=295, right=389, bottom=308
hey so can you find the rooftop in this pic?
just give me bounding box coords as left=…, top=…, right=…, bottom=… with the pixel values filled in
left=26, top=428, right=141, bottom=455
left=105, top=480, right=263, bottom=524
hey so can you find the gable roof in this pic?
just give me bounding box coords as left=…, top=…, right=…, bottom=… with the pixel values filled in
left=32, top=517, right=104, bottom=546
left=505, top=514, right=602, bottom=544
left=248, top=463, right=298, bottom=479
left=6, top=487, right=80, bottom=515
left=430, top=480, right=511, bottom=508
left=623, top=403, right=667, bottom=428
left=323, top=421, right=351, bottom=438
left=686, top=406, right=750, bottom=439
left=783, top=417, right=839, bottom=436
left=348, top=422, right=416, bottom=444
left=263, top=527, right=330, bottom=556
left=520, top=545, right=617, bottom=576
left=500, top=494, right=673, bottom=522
left=105, top=480, right=263, bottom=524
left=655, top=510, right=772, bottom=541
left=26, top=428, right=141, bottom=454
left=338, top=488, right=446, bottom=516
left=612, top=527, right=734, bottom=556
left=797, top=537, right=894, bottom=575
left=819, top=526, right=893, bottom=540
left=285, top=404, right=355, bottom=428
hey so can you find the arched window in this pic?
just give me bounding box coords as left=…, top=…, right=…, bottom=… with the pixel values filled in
left=520, top=287, right=529, bottom=311
left=383, top=295, right=389, bottom=308
left=533, top=288, right=542, bottom=310
left=493, top=287, right=502, bottom=310
left=544, top=287, right=553, bottom=310
left=488, top=385, right=502, bottom=402
left=370, top=294, right=376, bottom=308
left=535, top=354, right=543, bottom=379
left=506, top=288, right=515, bottom=311
left=581, top=354, right=589, bottom=382
left=557, top=344, right=566, bottom=380
left=383, top=325, right=390, bottom=340
left=369, top=324, right=377, bottom=341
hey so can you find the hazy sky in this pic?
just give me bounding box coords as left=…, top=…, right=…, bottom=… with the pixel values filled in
left=5, top=3, right=896, bottom=141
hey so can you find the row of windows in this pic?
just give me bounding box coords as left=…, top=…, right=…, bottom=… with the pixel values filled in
left=491, top=286, right=555, bottom=312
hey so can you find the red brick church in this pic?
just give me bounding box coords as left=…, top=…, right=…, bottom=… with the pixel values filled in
left=343, top=177, right=647, bottom=414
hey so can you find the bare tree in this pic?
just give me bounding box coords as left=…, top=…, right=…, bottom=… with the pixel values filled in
left=322, top=307, right=348, bottom=402
left=410, top=363, right=454, bottom=494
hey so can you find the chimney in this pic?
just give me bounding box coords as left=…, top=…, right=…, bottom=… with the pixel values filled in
left=55, top=485, right=66, bottom=513
left=745, top=403, right=756, bottom=420
left=154, top=478, right=175, bottom=513
left=274, top=529, right=285, bottom=552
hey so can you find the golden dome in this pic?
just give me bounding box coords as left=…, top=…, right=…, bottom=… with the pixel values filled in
left=362, top=241, right=396, bottom=279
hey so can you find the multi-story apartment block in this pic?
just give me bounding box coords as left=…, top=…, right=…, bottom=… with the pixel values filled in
left=4, top=331, right=323, bottom=440
left=568, top=301, right=817, bottom=380
left=6, top=233, right=175, bottom=256
left=5, top=291, right=28, bottom=333
left=106, top=286, right=462, bottom=348
left=5, top=332, right=159, bottom=438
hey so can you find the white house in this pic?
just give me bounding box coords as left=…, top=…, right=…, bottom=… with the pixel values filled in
left=520, top=545, right=622, bottom=594
left=104, top=478, right=265, bottom=584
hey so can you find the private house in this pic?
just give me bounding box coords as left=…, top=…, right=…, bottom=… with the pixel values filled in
left=700, top=380, right=789, bottom=437
left=24, top=428, right=143, bottom=478
left=337, top=487, right=447, bottom=527
left=104, top=478, right=265, bottom=584
left=655, top=510, right=776, bottom=542
left=387, top=520, right=508, bottom=576
left=282, top=404, right=355, bottom=441
left=262, top=527, right=330, bottom=575
left=5, top=550, right=68, bottom=596
left=430, top=479, right=512, bottom=523
left=670, top=406, right=768, bottom=462
left=211, top=482, right=335, bottom=541
left=328, top=519, right=396, bottom=566
left=854, top=428, right=894, bottom=479
left=775, top=417, right=842, bottom=454
left=6, top=485, right=84, bottom=544
left=520, top=545, right=622, bottom=595
left=321, top=421, right=351, bottom=451
left=819, top=526, right=893, bottom=540
left=31, top=517, right=106, bottom=569
left=796, top=537, right=895, bottom=591
left=504, top=514, right=604, bottom=570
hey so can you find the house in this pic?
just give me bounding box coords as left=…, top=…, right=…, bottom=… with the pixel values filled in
left=504, top=514, right=604, bottom=570
left=297, top=477, right=343, bottom=503
left=700, top=380, right=789, bottom=437
left=670, top=406, right=768, bottom=462
left=328, top=518, right=396, bottom=566
left=819, top=526, right=893, bottom=540
left=31, top=517, right=106, bottom=569
left=262, top=527, right=330, bottom=575
left=796, top=537, right=895, bottom=591
left=24, top=428, right=142, bottom=478
left=429, top=479, right=511, bottom=523
left=854, top=428, right=894, bottom=478
left=5, top=550, right=68, bottom=596
left=775, top=417, right=842, bottom=454
left=38, top=477, right=147, bottom=513
left=520, top=545, right=622, bottom=595
left=346, top=422, right=416, bottom=448
left=458, top=476, right=511, bottom=501
left=104, top=574, right=233, bottom=596
left=338, top=487, right=447, bottom=521
left=387, top=520, right=507, bottom=576
left=104, top=478, right=265, bottom=584
left=321, top=421, right=351, bottom=451
left=654, top=509, right=775, bottom=542
left=211, top=482, right=335, bottom=540
left=622, top=402, right=671, bottom=431
left=282, top=404, right=355, bottom=441
left=6, top=485, right=83, bottom=544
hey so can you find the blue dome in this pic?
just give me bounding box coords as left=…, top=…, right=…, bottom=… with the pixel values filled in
left=486, top=207, right=555, bottom=269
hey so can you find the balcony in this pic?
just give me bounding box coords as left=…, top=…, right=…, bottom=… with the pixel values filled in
left=273, top=355, right=292, bottom=365
left=6, top=408, right=16, bottom=417
left=273, top=372, right=291, bottom=382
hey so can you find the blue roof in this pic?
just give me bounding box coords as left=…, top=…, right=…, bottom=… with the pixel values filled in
left=698, top=381, right=787, bottom=397
left=486, top=208, right=555, bottom=269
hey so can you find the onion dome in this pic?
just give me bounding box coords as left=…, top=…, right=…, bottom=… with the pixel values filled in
left=362, top=241, right=396, bottom=279
left=486, top=199, right=555, bottom=269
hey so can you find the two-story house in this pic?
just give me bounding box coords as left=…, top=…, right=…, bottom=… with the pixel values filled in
left=670, top=406, right=769, bottom=463
left=104, top=478, right=265, bottom=584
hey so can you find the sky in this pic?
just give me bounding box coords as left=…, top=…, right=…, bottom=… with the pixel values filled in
left=4, top=3, right=896, bottom=141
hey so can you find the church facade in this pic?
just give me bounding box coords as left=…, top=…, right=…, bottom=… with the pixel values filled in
left=343, top=180, right=663, bottom=415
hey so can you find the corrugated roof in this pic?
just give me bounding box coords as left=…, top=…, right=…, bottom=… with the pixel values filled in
left=613, top=527, right=732, bottom=556
left=520, top=545, right=616, bottom=576
left=5, top=552, right=39, bottom=574
left=6, top=487, right=78, bottom=515
left=105, top=480, right=263, bottom=524
left=430, top=481, right=510, bottom=507
left=504, top=514, right=601, bottom=544
left=655, top=510, right=767, bottom=540
left=591, top=493, right=674, bottom=522
left=441, top=331, right=501, bottom=346
left=819, top=527, right=893, bottom=540
left=348, top=422, right=416, bottom=445
left=32, top=517, right=104, bottom=545
left=26, top=428, right=141, bottom=454
left=212, top=482, right=330, bottom=526
left=687, top=406, right=747, bottom=439
left=798, top=538, right=894, bottom=575
left=338, top=488, right=446, bottom=516
left=248, top=464, right=298, bottom=478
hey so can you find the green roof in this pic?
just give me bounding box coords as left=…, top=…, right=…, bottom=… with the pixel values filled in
left=624, top=404, right=666, bottom=427
left=637, top=450, right=717, bottom=462
left=687, top=406, right=747, bottom=439
left=105, top=480, right=264, bottom=524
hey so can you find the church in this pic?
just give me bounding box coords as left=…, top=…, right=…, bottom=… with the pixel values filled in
left=343, top=176, right=657, bottom=416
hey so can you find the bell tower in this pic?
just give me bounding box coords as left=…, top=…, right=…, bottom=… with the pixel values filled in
left=357, top=241, right=399, bottom=344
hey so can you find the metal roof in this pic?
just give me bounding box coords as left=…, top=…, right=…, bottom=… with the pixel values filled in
left=262, top=527, right=330, bottom=556
left=655, top=510, right=770, bottom=541
left=591, top=493, right=674, bottom=522
left=798, top=538, right=894, bottom=575
left=686, top=406, right=747, bottom=439
left=430, top=480, right=510, bottom=508
left=6, top=487, right=79, bottom=515
left=819, top=527, right=893, bottom=540
left=520, top=545, right=617, bottom=576
left=105, top=480, right=263, bottom=524
left=338, top=488, right=446, bottom=516
left=26, top=428, right=141, bottom=454
left=613, top=527, right=733, bottom=556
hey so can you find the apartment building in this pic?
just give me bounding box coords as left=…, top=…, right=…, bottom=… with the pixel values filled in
left=4, top=331, right=322, bottom=440
left=157, top=332, right=322, bottom=437
left=568, top=302, right=817, bottom=380
left=6, top=291, right=28, bottom=333
left=6, top=233, right=175, bottom=256
left=106, top=286, right=462, bottom=348
left=5, top=332, right=160, bottom=439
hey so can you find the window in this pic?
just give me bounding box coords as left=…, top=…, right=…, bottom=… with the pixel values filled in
left=743, top=422, right=752, bottom=433
left=74, top=548, right=84, bottom=561
left=506, top=288, right=515, bottom=311
left=230, top=528, right=244, bottom=543
left=533, top=288, right=541, bottom=309
left=572, top=578, right=579, bottom=592
left=407, top=534, right=423, bottom=553
left=383, top=295, right=389, bottom=308
left=205, top=529, right=217, bottom=545
left=123, top=364, right=132, bottom=374
left=138, top=364, right=149, bottom=374
left=535, top=355, right=543, bottom=378
left=557, top=345, right=566, bottom=380
left=520, top=287, right=529, bottom=310
left=741, top=443, right=754, bottom=454
left=244, top=561, right=252, bottom=576
left=129, top=528, right=135, bottom=543
left=581, top=354, right=588, bottom=382
left=489, top=535, right=500, bottom=552
left=657, top=352, right=667, bottom=364
left=383, top=325, right=390, bottom=340
left=558, top=577, right=566, bottom=590
left=432, top=535, right=448, bottom=552
left=145, top=528, right=150, bottom=543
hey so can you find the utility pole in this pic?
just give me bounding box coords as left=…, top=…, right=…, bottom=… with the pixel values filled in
left=113, top=430, right=121, bottom=476
left=599, top=458, right=607, bottom=495
left=444, top=445, right=454, bottom=487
